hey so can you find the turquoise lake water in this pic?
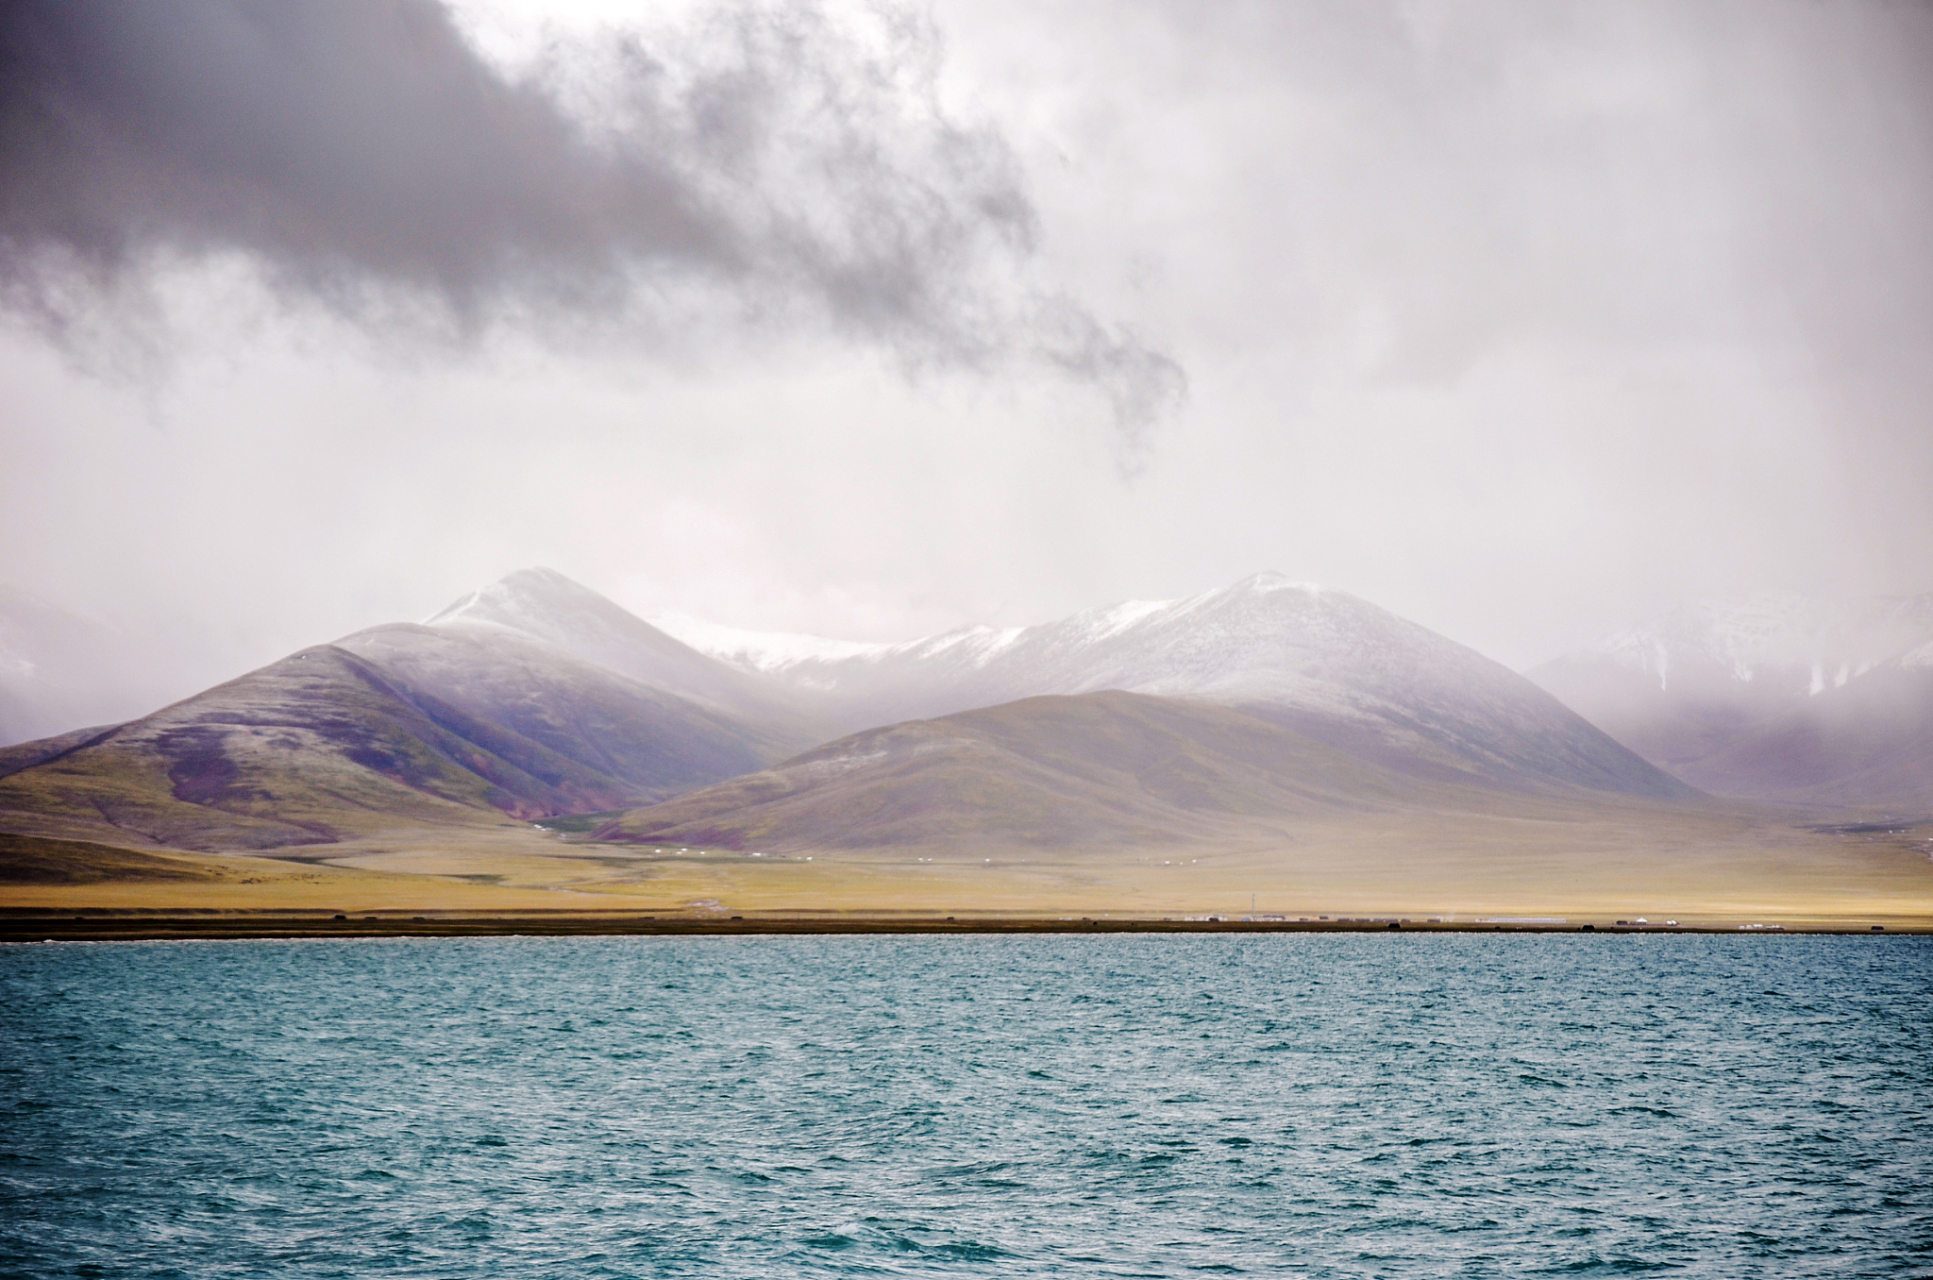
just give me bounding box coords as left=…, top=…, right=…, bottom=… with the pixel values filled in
left=3, top=933, right=1930, bottom=1277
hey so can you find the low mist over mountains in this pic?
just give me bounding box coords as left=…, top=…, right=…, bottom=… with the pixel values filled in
left=1531, top=594, right=1933, bottom=811
left=0, top=570, right=1924, bottom=870
left=0, top=587, right=177, bottom=747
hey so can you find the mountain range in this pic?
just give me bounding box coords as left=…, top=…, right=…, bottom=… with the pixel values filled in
left=0, top=572, right=820, bottom=852
left=1, top=570, right=1925, bottom=893
left=654, top=574, right=1689, bottom=801
left=1530, top=593, right=1933, bottom=811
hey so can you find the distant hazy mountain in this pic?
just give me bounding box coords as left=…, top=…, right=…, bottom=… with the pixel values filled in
left=659, top=573, right=1690, bottom=800
left=1679, top=648, right=1933, bottom=810
left=1529, top=593, right=1933, bottom=810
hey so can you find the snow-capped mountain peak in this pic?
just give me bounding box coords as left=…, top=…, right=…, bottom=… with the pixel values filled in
left=414, top=568, right=832, bottom=734
left=425, top=567, right=623, bottom=637
left=651, top=572, right=1685, bottom=798
left=654, top=572, right=1340, bottom=682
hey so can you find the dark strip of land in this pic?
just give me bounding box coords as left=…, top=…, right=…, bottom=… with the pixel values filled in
left=2, top=914, right=1922, bottom=943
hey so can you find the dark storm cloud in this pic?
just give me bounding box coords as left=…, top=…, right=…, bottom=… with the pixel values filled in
left=0, top=0, right=1180, bottom=426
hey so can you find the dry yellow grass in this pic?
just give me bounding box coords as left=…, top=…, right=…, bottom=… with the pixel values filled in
left=0, top=831, right=617, bottom=914
left=12, top=805, right=1925, bottom=927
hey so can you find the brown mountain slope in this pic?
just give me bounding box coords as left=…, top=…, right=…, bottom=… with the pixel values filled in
left=0, top=641, right=788, bottom=852
left=331, top=622, right=816, bottom=781
left=591, top=690, right=1685, bottom=855
left=0, top=723, right=119, bottom=781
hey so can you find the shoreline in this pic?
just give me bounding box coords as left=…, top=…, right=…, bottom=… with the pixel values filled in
left=3, top=912, right=1925, bottom=943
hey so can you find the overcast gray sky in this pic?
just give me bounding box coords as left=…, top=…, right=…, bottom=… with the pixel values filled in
left=3, top=0, right=1929, bottom=705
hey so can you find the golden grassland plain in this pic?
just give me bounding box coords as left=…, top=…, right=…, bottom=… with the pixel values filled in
left=5, top=806, right=1932, bottom=930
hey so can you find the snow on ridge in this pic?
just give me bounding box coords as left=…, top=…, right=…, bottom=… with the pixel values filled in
left=422, top=589, right=485, bottom=628
left=665, top=574, right=1396, bottom=682
left=659, top=591, right=1190, bottom=675
left=905, top=625, right=1027, bottom=665
left=423, top=573, right=562, bottom=630
left=1097, top=598, right=1175, bottom=633
left=1236, top=571, right=1325, bottom=595
left=1060, top=574, right=1331, bottom=641
left=434, top=568, right=1369, bottom=675
left=649, top=612, right=896, bottom=671
left=649, top=611, right=1036, bottom=674
left=972, top=626, right=1026, bottom=661
left=424, top=568, right=626, bottom=633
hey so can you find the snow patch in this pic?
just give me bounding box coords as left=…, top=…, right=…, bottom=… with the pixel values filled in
left=1231, top=570, right=1324, bottom=596
left=1083, top=598, right=1174, bottom=640
left=423, top=590, right=484, bottom=627
left=948, top=626, right=1026, bottom=666
left=649, top=612, right=894, bottom=670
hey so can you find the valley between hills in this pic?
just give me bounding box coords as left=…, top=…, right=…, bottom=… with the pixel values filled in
left=3, top=570, right=1930, bottom=926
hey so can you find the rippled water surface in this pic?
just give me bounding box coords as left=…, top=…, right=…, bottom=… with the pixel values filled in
left=4, top=934, right=1930, bottom=1277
